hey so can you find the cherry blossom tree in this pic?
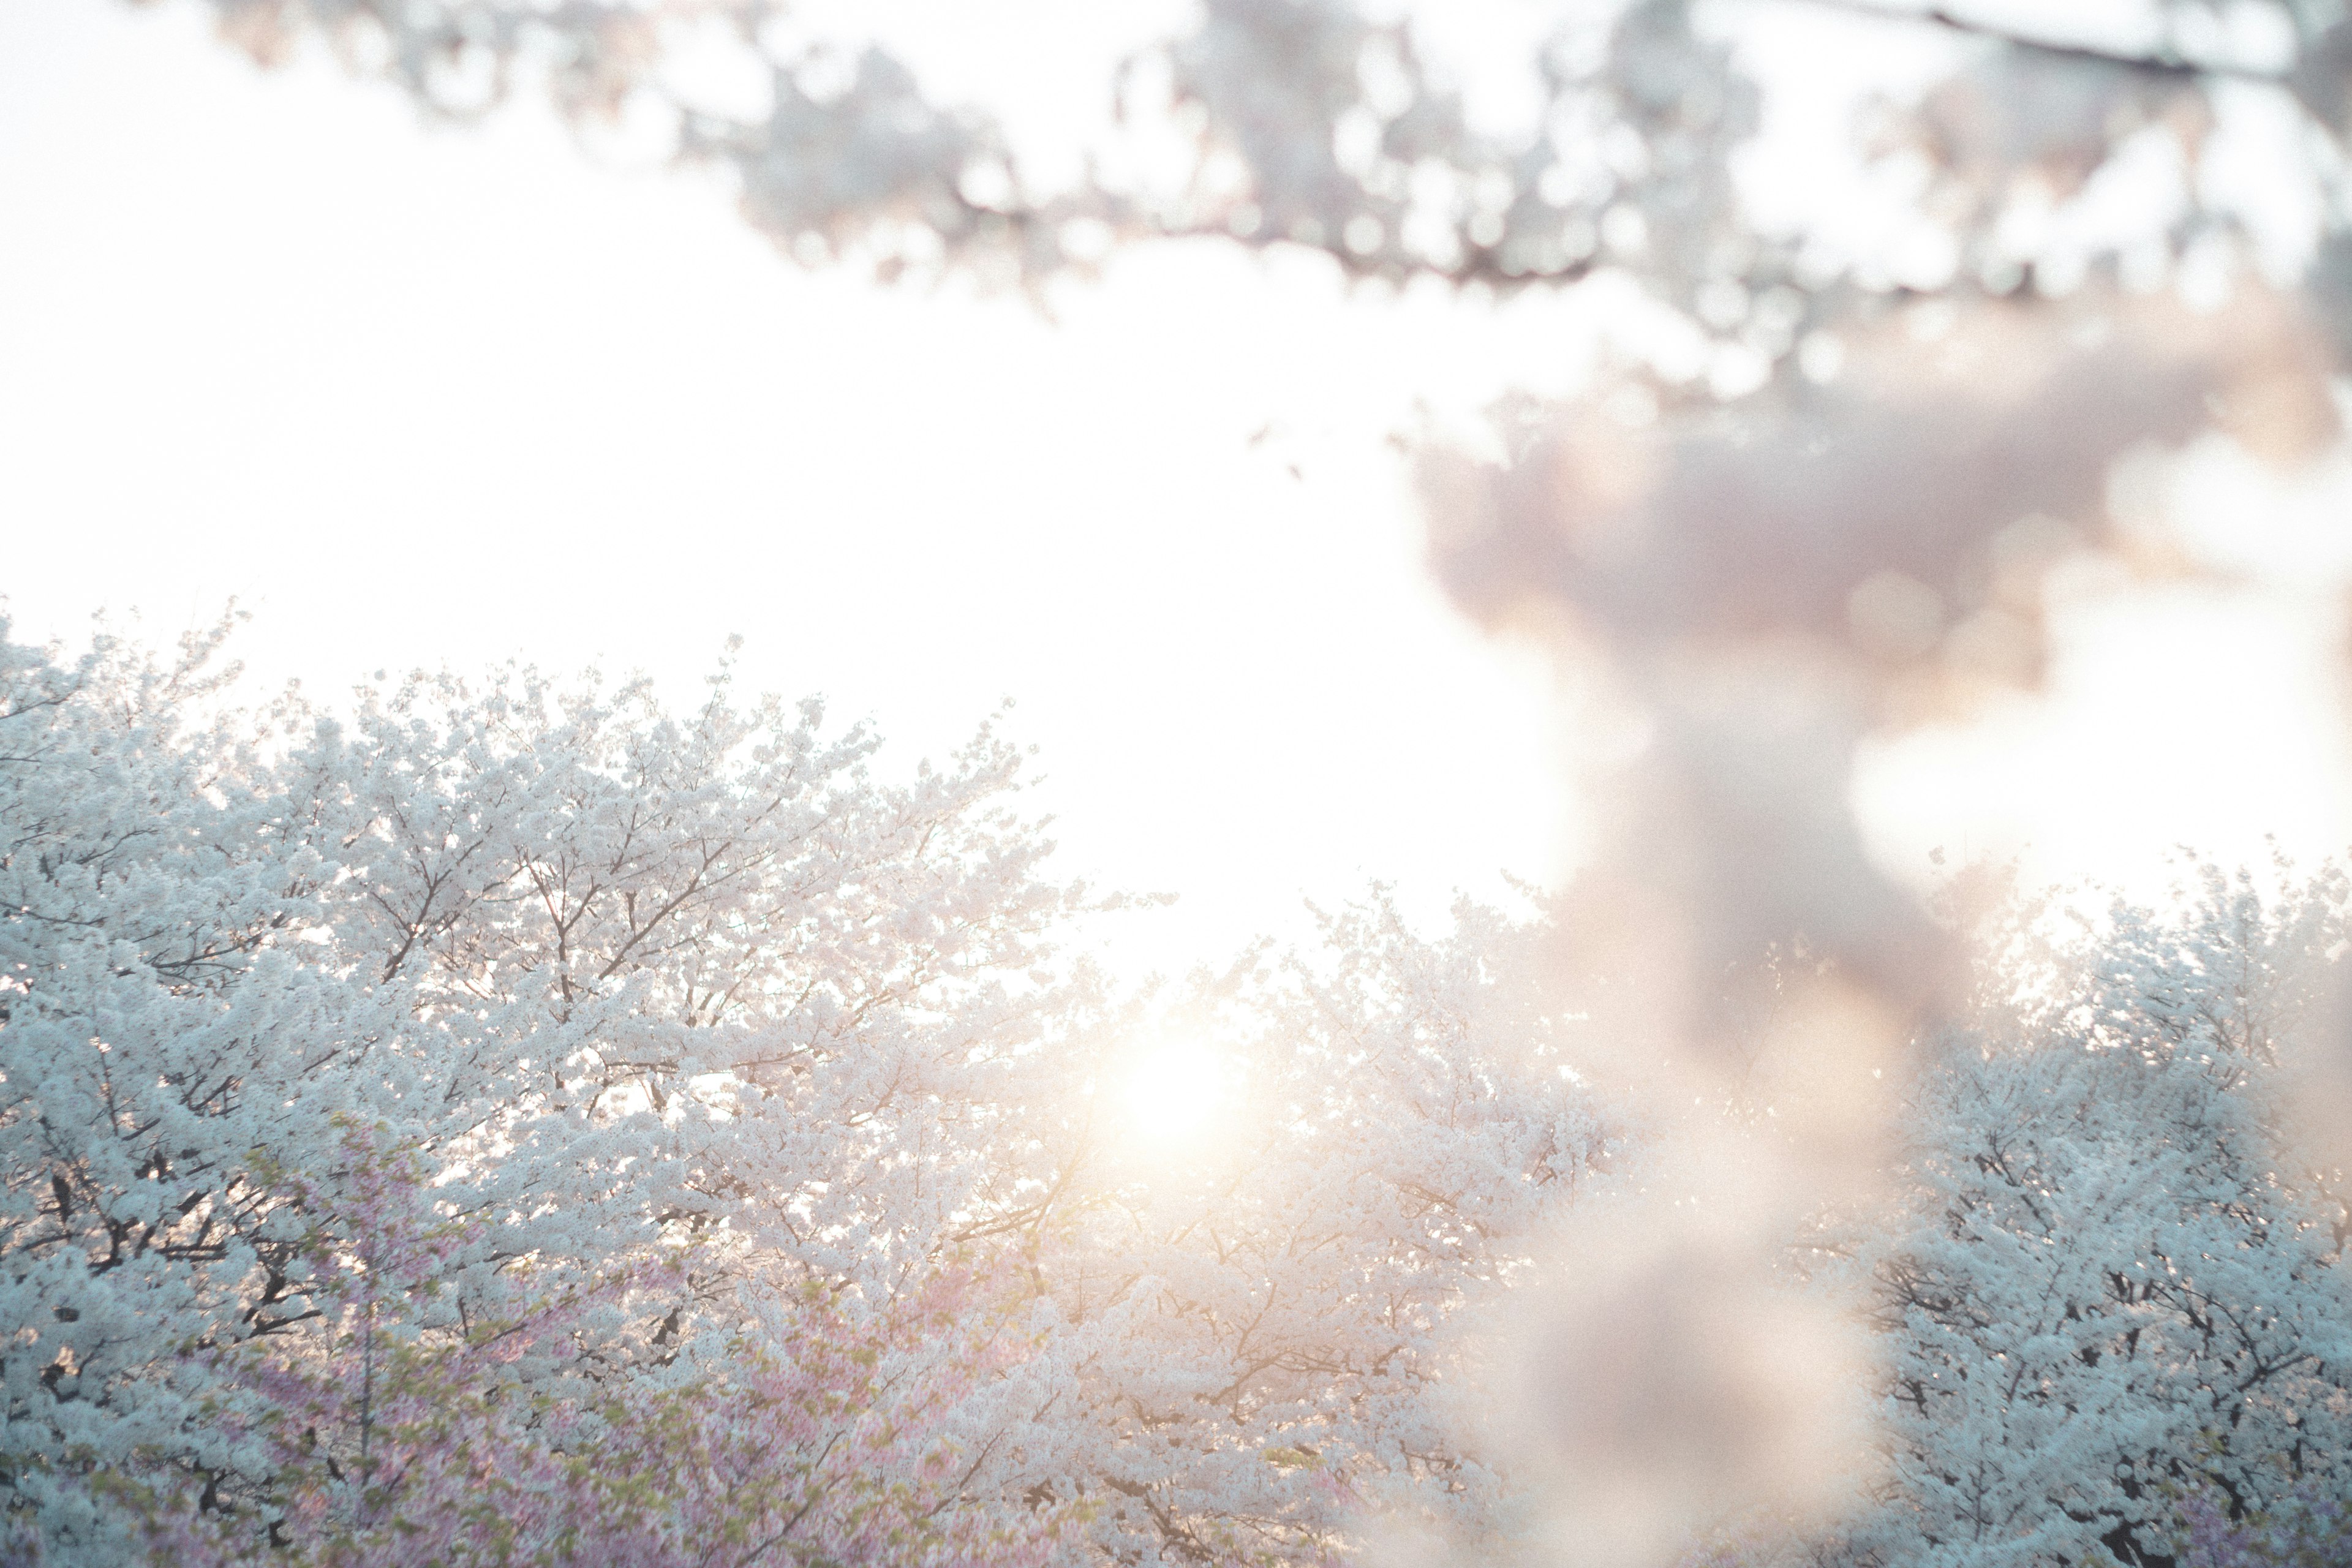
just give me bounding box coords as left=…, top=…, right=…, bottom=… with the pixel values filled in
left=1, top=614, right=1626, bottom=1564
left=1820, top=867, right=2352, bottom=1568
left=6, top=1116, right=1066, bottom=1568
left=0, top=615, right=1099, bottom=1558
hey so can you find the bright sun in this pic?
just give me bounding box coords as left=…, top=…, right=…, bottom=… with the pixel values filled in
left=1122, top=1041, right=1225, bottom=1143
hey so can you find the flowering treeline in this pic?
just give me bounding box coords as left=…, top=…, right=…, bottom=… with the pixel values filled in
left=0, top=616, right=1619, bottom=1566
left=7, top=616, right=2352, bottom=1566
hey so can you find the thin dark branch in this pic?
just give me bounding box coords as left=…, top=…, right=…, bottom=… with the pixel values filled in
left=1790, top=0, right=2296, bottom=83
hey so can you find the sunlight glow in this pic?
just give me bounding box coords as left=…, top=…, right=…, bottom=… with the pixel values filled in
left=1122, top=1041, right=1225, bottom=1144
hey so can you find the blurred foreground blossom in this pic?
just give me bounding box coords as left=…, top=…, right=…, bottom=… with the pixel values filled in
left=1500, top=1171, right=1879, bottom=1568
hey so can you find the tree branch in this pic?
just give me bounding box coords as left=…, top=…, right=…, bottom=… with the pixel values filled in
left=1789, top=0, right=2296, bottom=84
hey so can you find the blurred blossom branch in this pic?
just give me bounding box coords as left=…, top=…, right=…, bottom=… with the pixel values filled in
left=164, top=0, right=2352, bottom=341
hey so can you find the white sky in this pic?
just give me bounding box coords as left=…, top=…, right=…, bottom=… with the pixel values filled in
left=6, top=0, right=2351, bottom=978
left=0, top=0, right=1594, bottom=978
